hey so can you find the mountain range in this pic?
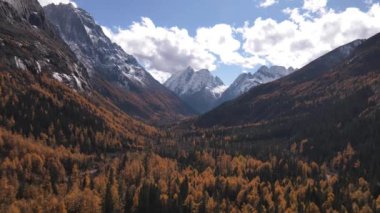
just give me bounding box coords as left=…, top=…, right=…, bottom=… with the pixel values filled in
left=1, top=0, right=380, bottom=212
left=219, top=65, right=295, bottom=104
left=34, top=3, right=296, bottom=117
left=163, top=65, right=294, bottom=113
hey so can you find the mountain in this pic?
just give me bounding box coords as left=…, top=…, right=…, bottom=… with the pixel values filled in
left=0, top=0, right=90, bottom=90
left=190, top=35, right=380, bottom=172
left=1, top=1, right=380, bottom=212
left=220, top=66, right=295, bottom=103
left=197, top=38, right=367, bottom=128
left=44, top=4, right=194, bottom=123
left=164, top=66, right=227, bottom=113
left=0, top=0, right=162, bottom=151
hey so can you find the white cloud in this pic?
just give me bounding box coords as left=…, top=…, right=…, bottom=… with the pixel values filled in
left=104, top=20, right=263, bottom=75
left=303, top=0, right=327, bottom=13
left=258, top=0, right=279, bottom=8
left=38, top=0, right=77, bottom=7
left=102, top=2, right=380, bottom=77
left=239, top=3, right=380, bottom=68
left=195, top=24, right=263, bottom=68
left=196, top=24, right=240, bottom=58
left=103, top=17, right=216, bottom=74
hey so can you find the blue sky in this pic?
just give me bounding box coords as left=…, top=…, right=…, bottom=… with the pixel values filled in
left=39, top=0, right=380, bottom=84
left=73, top=0, right=367, bottom=34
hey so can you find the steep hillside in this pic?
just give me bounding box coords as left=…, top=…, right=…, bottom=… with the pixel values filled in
left=44, top=4, right=194, bottom=123
left=0, top=70, right=159, bottom=152
left=0, top=0, right=161, bottom=152
left=164, top=67, right=227, bottom=113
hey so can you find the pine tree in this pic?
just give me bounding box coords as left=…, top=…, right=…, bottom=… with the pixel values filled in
left=104, top=169, right=115, bottom=213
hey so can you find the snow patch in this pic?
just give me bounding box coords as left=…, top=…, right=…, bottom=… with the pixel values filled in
left=14, top=56, right=27, bottom=70
left=72, top=75, right=83, bottom=90
left=122, top=66, right=146, bottom=86
left=36, top=61, right=42, bottom=73
left=52, top=72, right=64, bottom=82
left=148, top=70, right=172, bottom=84
left=212, top=85, right=228, bottom=98
left=52, top=72, right=81, bottom=88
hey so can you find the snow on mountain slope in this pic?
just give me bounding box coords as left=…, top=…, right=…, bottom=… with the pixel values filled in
left=212, top=85, right=228, bottom=97
left=0, top=0, right=90, bottom=90
left=44, top=4, right=146, bottom=87
left=148, top=70, right=172, bottom=84
left=44, top=4, right=194, bottom=122
left=164, top=67, right=226, bottom=113
left=219, top=66, right=295, bottom=103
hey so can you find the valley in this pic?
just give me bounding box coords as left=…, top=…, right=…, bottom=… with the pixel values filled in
left=0, top=0, right=379, bottom=212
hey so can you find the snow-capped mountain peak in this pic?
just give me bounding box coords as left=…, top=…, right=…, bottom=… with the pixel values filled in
left=165, top=67, right=224, bottom=96
left=219, top=65, right=295, bottom=103
left=164, top=67, right=226, bottom=113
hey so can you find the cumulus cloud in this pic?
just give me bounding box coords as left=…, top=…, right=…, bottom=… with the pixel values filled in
left=195, top=24, right=263, bottom=68
left=37, top=0, right=77, bottom=7
left=103, top=17, right=216, bottom=74
left=102, top=2, right=380, bottom=76
left=239, top=3, right=380, bottom=68
left=302, top=0, right=327, bottom=13
left=104, top=20, right=263, bottom=74
left=258, top=0, right=279, bottom=8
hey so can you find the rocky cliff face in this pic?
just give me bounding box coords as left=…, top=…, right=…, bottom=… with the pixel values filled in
left=44, top=4, right=195, bottom=122
left=0, top=0, right=90, bottom=90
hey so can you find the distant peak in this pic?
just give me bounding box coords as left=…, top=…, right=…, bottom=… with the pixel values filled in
left=185, top=66, right=194, bottom=71
left=45, top=3, right=91, bottom=20
left=271, top=65, right=285, bottom=69
left=258, top=65, right=269, bottom=70
left=58, top=2, right=75, bottom=8
left=240, top=72, right=253, bottom=76
left=196, top=69, right=211, bottom=74
left=235, top=72, right=253, bottom=81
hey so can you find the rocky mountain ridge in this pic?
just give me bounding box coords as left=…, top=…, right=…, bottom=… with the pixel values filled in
left=44, top=3, right=195, bottom=123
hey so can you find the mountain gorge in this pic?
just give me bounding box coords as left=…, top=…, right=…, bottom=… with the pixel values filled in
left=44, top=4, right=194, bottom=123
